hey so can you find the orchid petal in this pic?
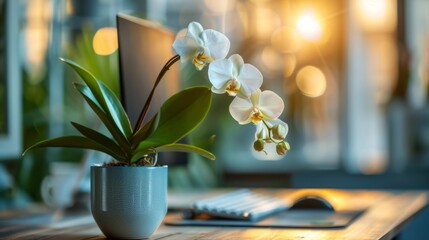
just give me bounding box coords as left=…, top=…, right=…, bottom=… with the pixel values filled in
left=175, top=28, right=188, bottom=40
left=200, top=46, right=211, bottom=59
left=208, top=59, right=234, bottom=89
left=229, top=97, right=253, bottom=124
left=202, top=29, right=230, bottom=60
left=229, top=54, right=244, bottom=77
left=172, top=36, right=199, bottom=62
left=258, top=90, right=284, bottom=120
left=237, top=64, right=263, bottom=98
left=211, top=86, right=227, bottom=94
left=250, top=89, right=261, bottom=107
left=187, top=22, right=204, bottom=42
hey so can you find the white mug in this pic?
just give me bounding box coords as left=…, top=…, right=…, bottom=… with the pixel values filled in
left=41, top=162, right=80, bottom=209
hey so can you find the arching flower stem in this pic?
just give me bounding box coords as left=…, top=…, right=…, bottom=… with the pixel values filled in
left=261, top=120, right=283, bottom=144
left=134, top=54, right=181, bottom=132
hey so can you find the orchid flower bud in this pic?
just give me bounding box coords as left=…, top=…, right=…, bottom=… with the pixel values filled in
left=272, top=124, right=287, bottom=140
left=276, top=141, right=290, bottom=155
left=256, top=126, right=269, bottom=140
left=253, top=139, right=265, bottom=152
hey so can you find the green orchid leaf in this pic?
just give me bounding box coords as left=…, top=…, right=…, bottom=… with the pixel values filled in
left=73, top=82, right=103, bottom=109
left=22, top=136, right=125, bottom=161
left=61, top=58, right=108, bottom=110
left=130, top=113, right=158, bottom=146
left=74, top=83, right=129, bottom=150
left=62, top=58, right=132, bottom=138
left=156, top=143, right=215, bottom=160
left=98, top=82, right=132, bottom=138
left=136, top=86, right=212, bottom=151
left=70, top=121, right=124, bottom=157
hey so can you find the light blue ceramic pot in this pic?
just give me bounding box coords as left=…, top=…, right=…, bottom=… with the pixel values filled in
left=91, top=165, right=168, bottom=239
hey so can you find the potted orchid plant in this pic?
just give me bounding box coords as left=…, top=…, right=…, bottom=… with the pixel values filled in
left=23, top=21, right=289, bottom=239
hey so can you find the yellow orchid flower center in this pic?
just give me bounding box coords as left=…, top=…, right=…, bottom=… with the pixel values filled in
left=226, top=79, right=240, bottom=96
left=250, top=108, right=264, bottom=124
left=192, top=52, right=213, bottom=70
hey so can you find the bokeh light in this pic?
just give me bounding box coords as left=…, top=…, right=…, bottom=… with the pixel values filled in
left=283, top=54, right=297, bottom=78
left=296, top=66, right=326, bottom=97
left=26, top=0, right=52, bottom=70
left=296, top=11, right=322, bottom=41
left=353, top=0, right=396, bottom=32
left=92, top=27, right=118, bottom=56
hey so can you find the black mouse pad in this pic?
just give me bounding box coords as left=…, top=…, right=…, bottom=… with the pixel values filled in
left=164, top=209, right=365, bottom=229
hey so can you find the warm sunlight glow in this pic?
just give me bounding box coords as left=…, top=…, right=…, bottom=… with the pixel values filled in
left=26, top=0, right=51, bottom=72
left=360, top=0, right=387, bottom=15
left=271, top=26, right=301, bottom=53
left=254, top=7, right=280, bottom=40
left=283, top=54, right=296, bottom=78
left=93, top=27, right=118, bottom=55
left=296, top=66, right=326, bottom=97
left=261, top=46, right=283, bottom=71
left=26, top=28, right=49, bottom=68
left=354, top=0, right=396, bottom=32
left=296, top=11, right=322, bottom=41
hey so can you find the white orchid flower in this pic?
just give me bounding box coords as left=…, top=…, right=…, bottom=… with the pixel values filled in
left=208, top=54, right=263, bottom=98
left=229, top=89, right=284, bottom=124
left=173, top=22, right=230, bottom=70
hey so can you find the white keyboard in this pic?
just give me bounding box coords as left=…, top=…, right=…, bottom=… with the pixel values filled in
left=192, top=189, right=288, bottom=221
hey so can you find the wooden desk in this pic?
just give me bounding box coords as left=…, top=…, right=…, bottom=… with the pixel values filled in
left=0, top=189, right=427, bottom=240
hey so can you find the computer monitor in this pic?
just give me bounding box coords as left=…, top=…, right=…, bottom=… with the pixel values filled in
left=117, top=13, right=186, bottom=165
left=117, top=13, right=179, bottom=128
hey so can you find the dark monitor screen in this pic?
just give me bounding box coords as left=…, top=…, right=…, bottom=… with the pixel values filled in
left=117, top=14, right=186, bottom=165
left=117, top=13, right=179, bottom=128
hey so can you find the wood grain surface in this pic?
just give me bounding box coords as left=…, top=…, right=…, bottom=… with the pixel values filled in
left=0, top=189, right=427, bottom=240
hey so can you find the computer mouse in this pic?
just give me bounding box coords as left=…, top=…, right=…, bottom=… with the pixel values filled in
left=289, top=195, right=335, bottom=211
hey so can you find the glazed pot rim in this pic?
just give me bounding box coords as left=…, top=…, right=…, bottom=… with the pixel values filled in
left=91, top=165, right=168, bottom=169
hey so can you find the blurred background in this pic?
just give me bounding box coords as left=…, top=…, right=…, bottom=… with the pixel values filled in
left=1, top=0, right=429, bottom=235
